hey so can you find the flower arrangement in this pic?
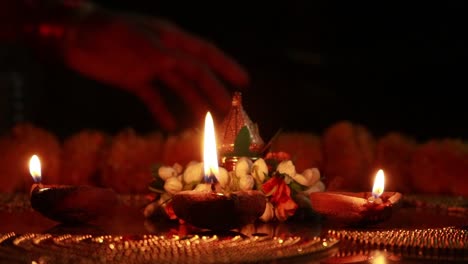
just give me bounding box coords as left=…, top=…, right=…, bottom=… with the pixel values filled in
left=145, top=149, right=325, bottom=223
left=144, top=92, right=326, bottom=223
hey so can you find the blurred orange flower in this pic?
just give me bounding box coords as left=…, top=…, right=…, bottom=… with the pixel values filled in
left=265, top=151, right=291, bottom=162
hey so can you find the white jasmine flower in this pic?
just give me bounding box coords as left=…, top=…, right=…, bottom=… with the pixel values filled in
left=277, top=160, right=296, bottom=177
left=217, top=167, right=230, bottom=187
left=158, top=166, right=177, bottom=181
left=284, top=175, right=292, bottom=184
left=292, top=168, right=320, bottom=187
left=291, top=173, right=309, bottom=186
left=252, top=158, right=268, bottom=182
left=186, top=161, right=198, bottom=167
left=172, top=163, right=183, bottom=174
left=193, top=183, right=211, bottom=192
left=302, top=168, right=320, bottom=186
left=183, top=162, right=204, bottom=184
left=239, top=174, right=254, bottom=191
left=235, top=157, right=253, bottom=178
left=229, top=171, right=241, bottom=191
left=164, top=177, right=183, bottom=194
left=302, top=181, right=326, bottom=195
left=259, top=202, right=275, bottom=222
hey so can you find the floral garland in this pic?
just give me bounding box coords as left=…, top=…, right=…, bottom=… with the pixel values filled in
left=145, top=151, right=325, bottom=222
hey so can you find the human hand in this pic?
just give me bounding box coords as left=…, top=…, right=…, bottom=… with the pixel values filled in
left=61, top=7, right=249, bottom=131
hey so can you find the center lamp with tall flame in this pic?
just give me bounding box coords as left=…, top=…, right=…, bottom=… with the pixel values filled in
left=172, top=112, right=266, bottom=230
left=308, top=169, right=402, bottom=226
left=29, top=155, right=118, bottom=224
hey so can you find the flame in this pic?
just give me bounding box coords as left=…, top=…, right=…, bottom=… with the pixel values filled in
left=29, top=155, right=42, bottom=183
left=372, top=169, right=385, bottom=198
left=203, top=112, right=219, bottom=183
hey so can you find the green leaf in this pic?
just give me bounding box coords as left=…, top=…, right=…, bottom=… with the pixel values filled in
left=150, top=163, right=163, bottom=180
left=259, top=128, right=283, bottom=154
left=289, top=181, right=307, bottom=193
left=148, top=186, right=165, bottom=194
left=265, top=158, right=279, bottom=172
left=233, top=126, right=253, bottom=157
left=149, top=177, right=165, bottom=193
left=263, top=172, right=271, bottom=181
left=276, top=172, right=288, bottom=180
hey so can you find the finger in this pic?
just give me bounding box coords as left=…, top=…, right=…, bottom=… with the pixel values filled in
left=158, top=71, right=208, bottom=121
left=175, top=59, right=232, bottom=114
left=147, top=21, right=250, bottom=87
left=132, top=84, right=177, bottom=131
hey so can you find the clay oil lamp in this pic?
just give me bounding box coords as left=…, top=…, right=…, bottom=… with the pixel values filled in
left=308, top=169, right=402, bottom=226
left=29, top=155, right=118, bottom=224
left=172, top=112, right=266, bottom=230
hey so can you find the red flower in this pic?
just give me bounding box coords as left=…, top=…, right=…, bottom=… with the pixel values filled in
left=262, top=176, right=298, bottom=221
left=265, top=151, right=291, bottom=162
left=264, top=152, right=293, bottom=173
left=163, top=200, right=178, bottom=220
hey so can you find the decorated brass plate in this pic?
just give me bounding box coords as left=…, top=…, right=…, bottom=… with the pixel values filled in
left=0, top=233, right=338, bottom=263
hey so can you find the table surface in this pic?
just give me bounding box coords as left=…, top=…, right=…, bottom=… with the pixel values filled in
left=0, top=194, right=467, bottom=264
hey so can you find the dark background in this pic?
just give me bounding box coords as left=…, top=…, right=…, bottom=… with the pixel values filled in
left=1, top=1, right=467, bottom=141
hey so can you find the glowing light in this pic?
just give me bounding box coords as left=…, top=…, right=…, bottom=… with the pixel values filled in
left=203, top=112, right=219, bottom=183
left=372, top=169, right=385, bottom=198
left=29, top=155, right=42, bottom=183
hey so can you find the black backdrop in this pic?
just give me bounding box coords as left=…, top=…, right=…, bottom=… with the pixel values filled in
left=1, top=1, right=466, bottom=140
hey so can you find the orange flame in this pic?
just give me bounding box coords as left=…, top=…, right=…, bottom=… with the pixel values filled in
left=203, top=112, right=219, bottom=183
left=372, top=169, right=385, bottom=198
left=29, top=155, right=42, bottom=183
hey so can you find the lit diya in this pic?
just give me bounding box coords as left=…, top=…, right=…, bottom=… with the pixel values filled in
left=172, top=112, right=266, bottom=230
left=29, top=155, right=118, bottom=224
left=308, top=169, right=402, bottom=226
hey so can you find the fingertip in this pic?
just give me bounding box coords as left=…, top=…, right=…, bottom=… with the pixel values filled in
left=133, top=85, right=178, bottom=133
left=221, top=63, right=251, bottom=88
left=235, top=70, right=250, bottom=88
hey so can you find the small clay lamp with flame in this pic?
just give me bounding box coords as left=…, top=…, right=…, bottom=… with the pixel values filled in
left=308, top=169, right=402, bottom=226
left=172, top=112, right=266, bottom=230
left=29, top=155, right=118, bottom=224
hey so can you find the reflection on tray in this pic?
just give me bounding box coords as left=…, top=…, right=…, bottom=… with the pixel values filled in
left=327, top=227, right=468, bottom=263
left=0, top=232, right=339, bottom=264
